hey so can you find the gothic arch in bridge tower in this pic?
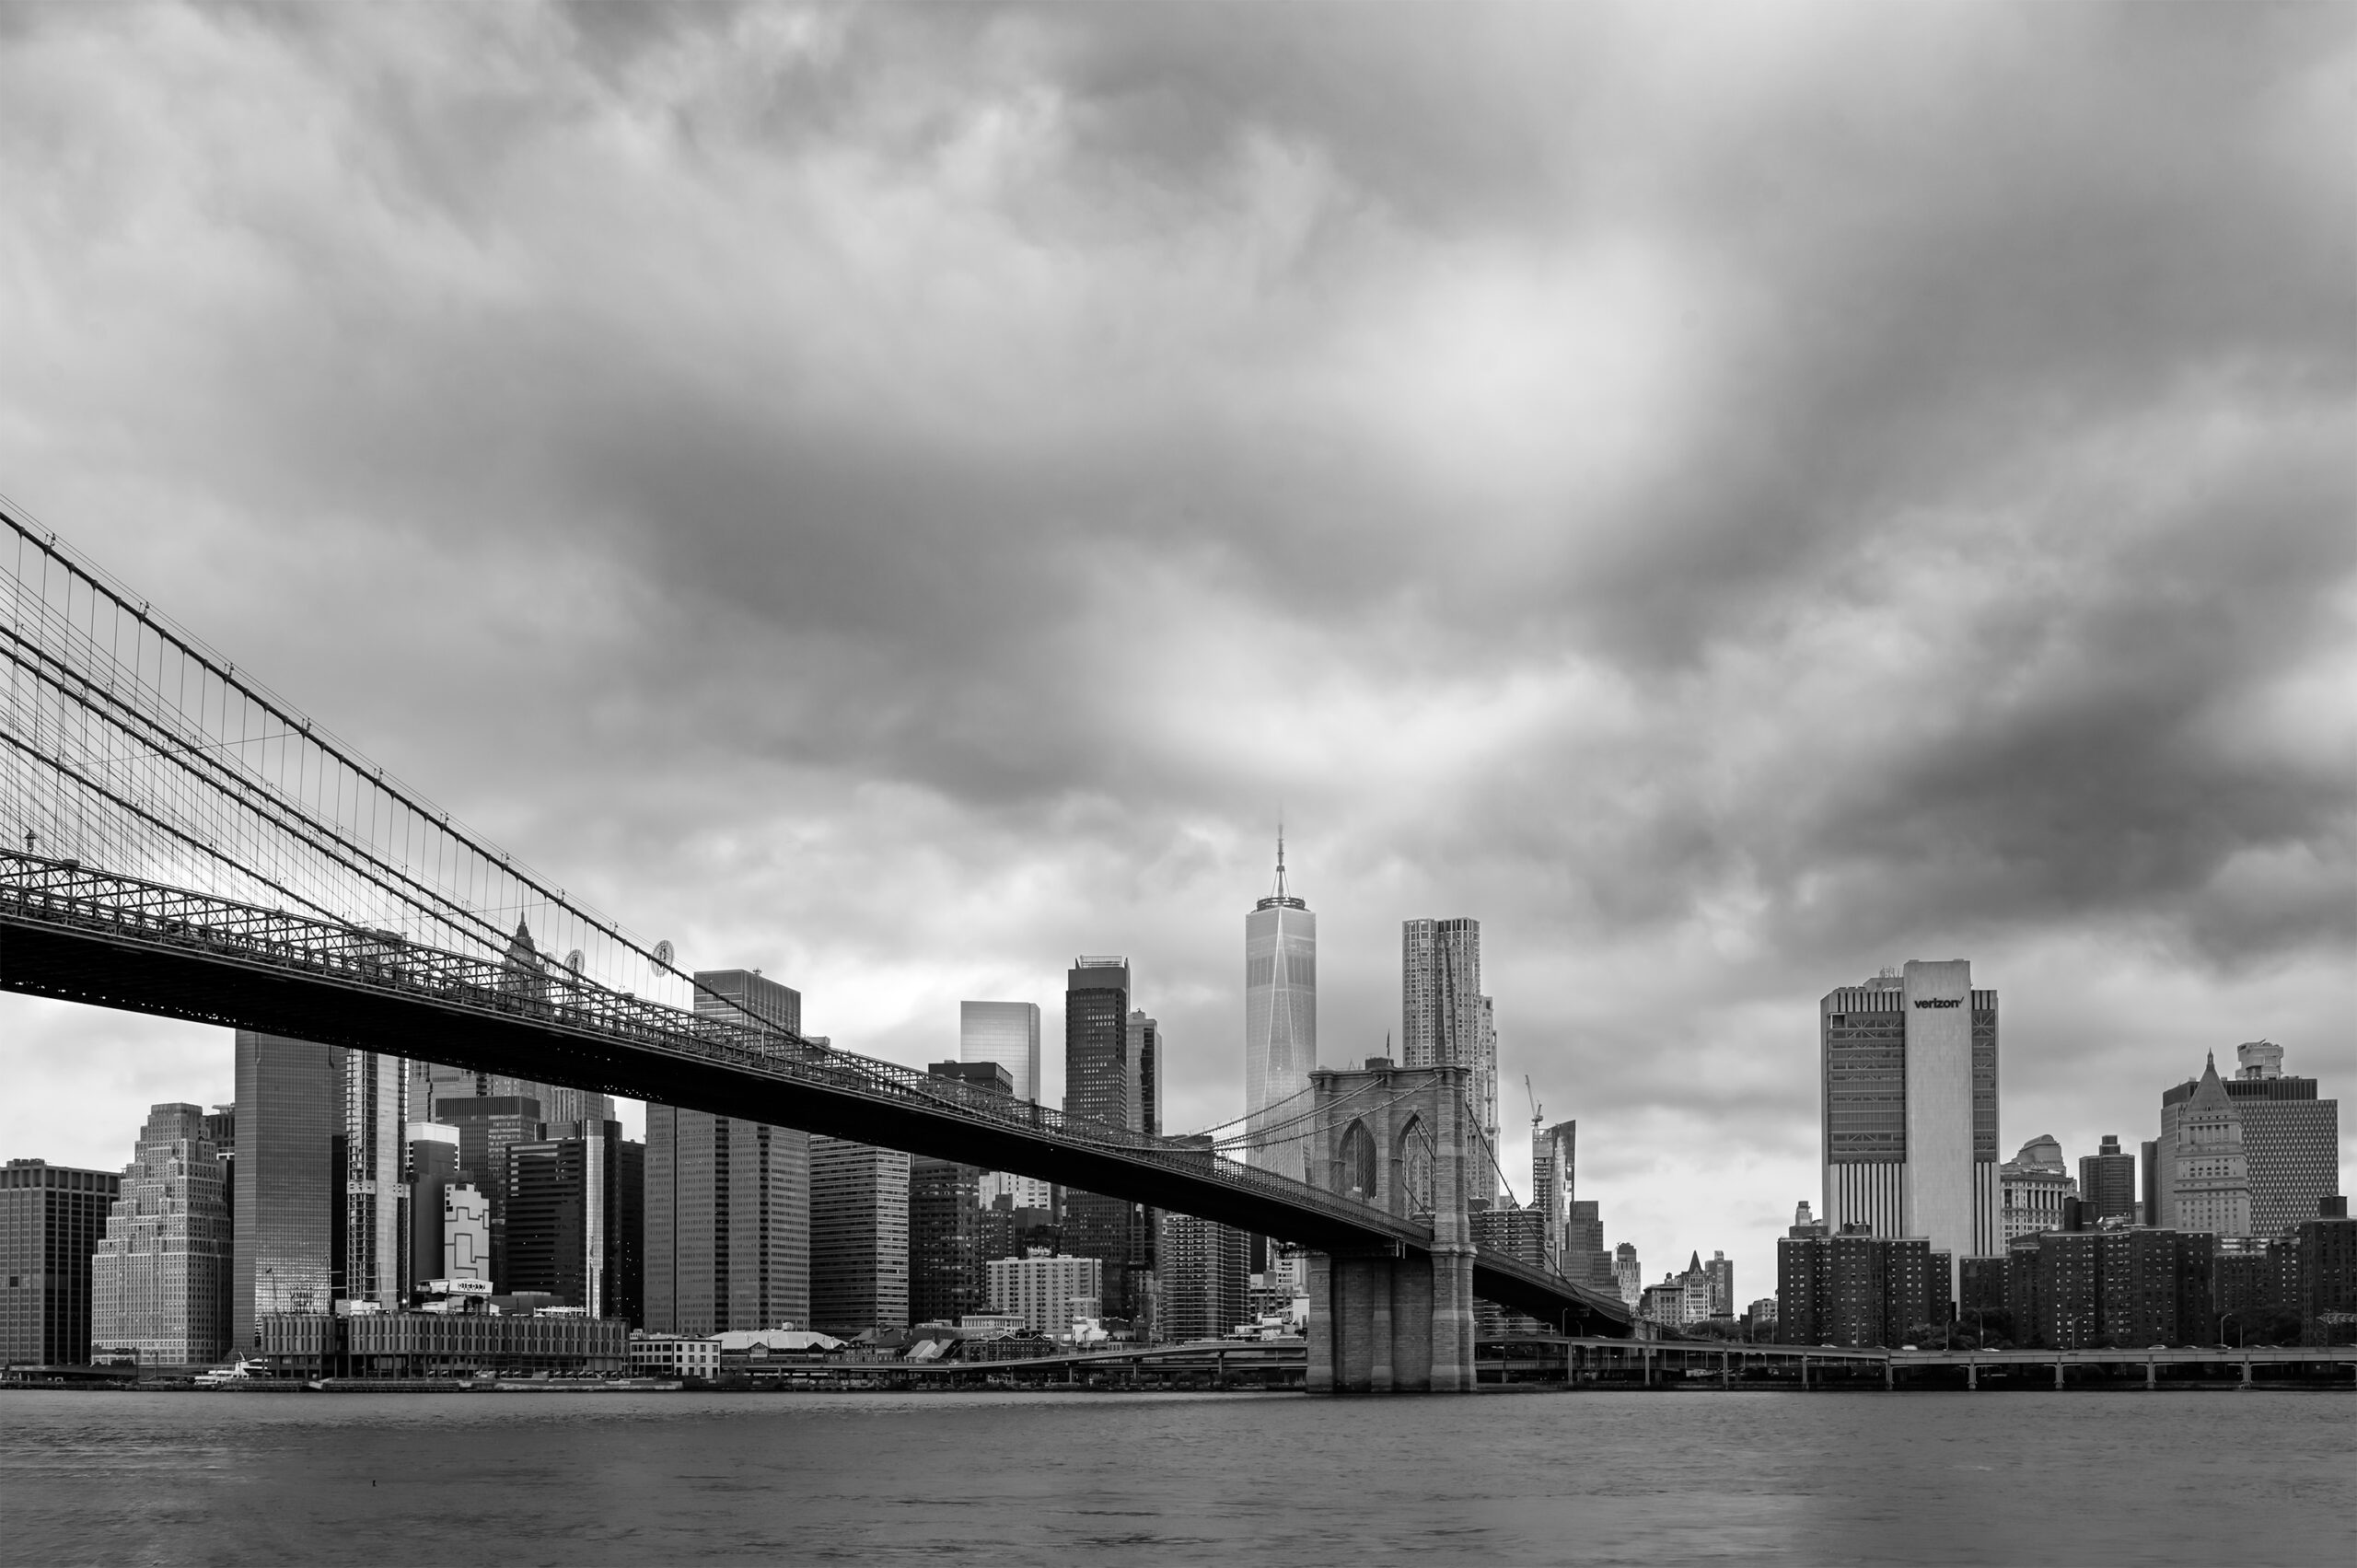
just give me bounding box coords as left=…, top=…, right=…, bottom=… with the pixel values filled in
left=1338, top=1118, right=1377, bottom=1202
left=1395, top=1116, right=1434, bottom=1218
left=1303, top=1061, right=1478, bottom=1394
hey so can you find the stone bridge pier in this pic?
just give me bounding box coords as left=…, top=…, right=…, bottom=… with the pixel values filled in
left=1302, top=1058, right=1478, bottom=1393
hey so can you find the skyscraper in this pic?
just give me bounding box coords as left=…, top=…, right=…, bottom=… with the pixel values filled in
left=505, top=1124, right=629, bottom=1318
left=2078, top=1134, right=2137, bottom=1225
left=404, top=1123, right=460, bottom=1290
left=645, top=969, right=812, bottom=1333
left=810, top=1136, right=911, bottom=1336
left=91, top=1104, right=231, bottom=1368
left=1613, top=1242, right=1642, bottom=1309
left=1530, top=1119, right=1576, bottom=1269
left=960, top=1002, right=1041, bottom=1105
left=1402, top=918, right=1500, bottom=1203
left=2225, top=1042, right=2340, bottom=1240
left=1818, top=961, right=2000, bottom=1290
left=341, top=1048, right=406, bottom=1312
left=1, top=1159, right=122, bottom=1366
left=1063, top=958, right=1145, bottom=1317
left=1704, top=1251, right=1735, bottom=1318
left=1245, top=837, right=1317, bottom=1184
left=431, top=1096, right=543, bottom=1287
left=2165, top=1055, right=2251, bottom=1237
left=232, top=1031, right=339, bottom=1345
left=907, top=1155, right=989, bottom=1327
left=1562, top=1200, right=1613, bottom=1292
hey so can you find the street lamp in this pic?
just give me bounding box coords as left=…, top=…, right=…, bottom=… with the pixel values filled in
left=2219, top=1310, right=2244, bottom=1351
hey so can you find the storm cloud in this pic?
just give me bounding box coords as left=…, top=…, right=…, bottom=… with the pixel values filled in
left=2, top=1, right=2349, bottom=1295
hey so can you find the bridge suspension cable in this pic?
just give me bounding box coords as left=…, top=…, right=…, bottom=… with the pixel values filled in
left=0, top=501, right=721, bottom=1019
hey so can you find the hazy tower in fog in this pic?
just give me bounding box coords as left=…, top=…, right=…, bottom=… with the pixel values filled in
left=1244, top=833, right=1317, bottom=1184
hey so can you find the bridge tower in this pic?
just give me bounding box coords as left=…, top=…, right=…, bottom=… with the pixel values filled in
left=1303, top=1057, right=1480, bottom=1393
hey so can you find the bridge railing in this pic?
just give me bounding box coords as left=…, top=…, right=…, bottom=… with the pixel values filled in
left=0, top=852, right=1434, bottom=1244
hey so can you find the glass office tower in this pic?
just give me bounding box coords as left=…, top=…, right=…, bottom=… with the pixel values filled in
left=960, top=1002, right=1041, bottom=1105
left=644, top=969, right=811, bottom=1333
left=231, top=1031, right=339, bottom=1347
left=1245, top=840, right=1317, bottom=1184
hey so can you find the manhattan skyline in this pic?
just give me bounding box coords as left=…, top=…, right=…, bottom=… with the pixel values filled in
left=0, top=2, right=2350, bottom=1314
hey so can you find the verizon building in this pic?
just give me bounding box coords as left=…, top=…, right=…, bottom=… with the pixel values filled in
left=1820, top=960, right=1999, bottom=1289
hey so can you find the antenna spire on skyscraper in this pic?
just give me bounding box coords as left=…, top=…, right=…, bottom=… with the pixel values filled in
left=1272, top=814, right=1289, bottom=901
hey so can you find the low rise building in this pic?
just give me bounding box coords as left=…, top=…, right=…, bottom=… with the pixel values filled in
left=629, top=1332, right=721, bottom=1379
left=253, top=1308, right=628, bottom=1377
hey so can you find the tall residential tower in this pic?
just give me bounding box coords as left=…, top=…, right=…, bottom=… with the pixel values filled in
left=1402, top=918, right=1501, bottom=1203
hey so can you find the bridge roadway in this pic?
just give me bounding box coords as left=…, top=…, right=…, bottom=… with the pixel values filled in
left=0, top=854, right=1631, bottom=1334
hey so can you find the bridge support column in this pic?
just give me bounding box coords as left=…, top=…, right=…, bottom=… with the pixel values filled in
left=2145, top=1358, right=2155, bottom=1391
left=2054, top=1360, right=2064, bottom=1389
left=1967, top=1358, right=1977, bottom=1390
left=1303, top=1058, right=1481, bottom=1394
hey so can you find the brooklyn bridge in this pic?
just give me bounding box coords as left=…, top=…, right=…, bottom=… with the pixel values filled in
left=0, top=510, right=1630, bottom=1391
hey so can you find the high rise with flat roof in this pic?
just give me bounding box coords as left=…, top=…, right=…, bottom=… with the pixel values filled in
left=960, top=1002, right=1041, bottom=1105
left=646, top=969, right=810, bottom=1334
left=810, top=1136, right=911, bottom=1336
left=232, top=1031, right=339, bottom=1345
left=2078, top=1134, right=2138, bottom=1225
left=1819, top=961, right=2000, bottom=1291
left=1, top=1159, right=121, bottom=1366
left=1531, top=1120, right=1575, bottom=1270
left=342, top=1048, right=407, bottom=1312
left=2226, top=1042, right=2339, bottom=1240
left=404, top=1123, right=460, bottom=1290
left=431, top=1096, right=543, bottom=1287
left=1063, top=958, right=1148, bottom=1318
left=1245, top=838, right=1318, bottom=1185
left=1402, top=918, right=1500, bottom=1203
left=91, top=1104, right=231, bottom=1367
left=505, top=1125, right=623, bottom=1317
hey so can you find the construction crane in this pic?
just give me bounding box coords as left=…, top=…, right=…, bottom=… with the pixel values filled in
left=1524, top=1074, right=1542, bottom=1136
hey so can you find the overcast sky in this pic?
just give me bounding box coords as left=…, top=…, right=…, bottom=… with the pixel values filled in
left=2, top=2, right=2350, bottom=1302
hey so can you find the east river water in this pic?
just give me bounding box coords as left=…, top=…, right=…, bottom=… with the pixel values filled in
left=3, top=1388, right=2350, bottom=1566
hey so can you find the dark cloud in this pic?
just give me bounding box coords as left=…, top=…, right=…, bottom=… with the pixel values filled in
left=0, top=2, right=2348, bottom=1298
